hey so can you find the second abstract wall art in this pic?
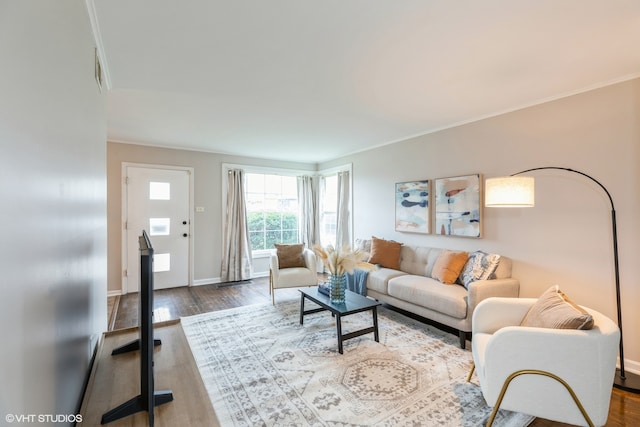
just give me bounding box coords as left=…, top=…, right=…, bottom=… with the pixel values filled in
left=434, top=174, right=482, bottom=238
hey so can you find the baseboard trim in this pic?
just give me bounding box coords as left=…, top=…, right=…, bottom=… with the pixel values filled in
left=621, top=358, right=640, bottom=376
left=192, top=278, right=220, bottom=287
left=76, top=332, right=102, bottom=419
left=192, top=272, right=269, bottom=286
left=107, top=290, right=123, bottom=297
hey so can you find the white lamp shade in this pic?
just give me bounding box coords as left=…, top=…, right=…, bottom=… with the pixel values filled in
left=485, top=176, right=535, bottom=207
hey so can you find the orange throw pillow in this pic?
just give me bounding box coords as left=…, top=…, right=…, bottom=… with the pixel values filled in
left=432, top=250, right=469, bottom=284
left=367, top=236, right=402, bottom=270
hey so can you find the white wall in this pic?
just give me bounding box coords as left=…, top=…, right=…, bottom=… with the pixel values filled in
left=0, top=1, right=107, bottom=421
left=321, top=78, right=640, bottom=372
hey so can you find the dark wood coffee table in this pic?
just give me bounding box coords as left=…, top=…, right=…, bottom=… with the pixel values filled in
left=299, top=288, right=381, bottom=354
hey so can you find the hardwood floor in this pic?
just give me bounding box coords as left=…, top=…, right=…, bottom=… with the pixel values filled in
left=81, top=321, right=219, bottom=427
left=109, top=276, right=640, bottom=426
left=110, top=276, right=280, bottom=330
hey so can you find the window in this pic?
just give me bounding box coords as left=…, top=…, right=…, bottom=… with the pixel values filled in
left=320, top=175, right=338, bottom=247
left=153, top=253, right=171, bottom=272
left=149, top=181, right=170, bottom=200
left=246, top=173, right=299, bottom=252
left=149, top=218, right=170, bottom=236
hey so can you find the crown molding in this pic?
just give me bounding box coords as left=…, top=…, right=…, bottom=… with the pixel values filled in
left=85, top=0, right=112, bottom=90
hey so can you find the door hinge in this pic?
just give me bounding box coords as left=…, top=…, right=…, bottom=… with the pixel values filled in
left=124, top=269, right=128, bottom=277
left=124, top=221, right=128, bottom=230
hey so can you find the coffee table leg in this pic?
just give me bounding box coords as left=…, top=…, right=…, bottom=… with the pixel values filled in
left=373, top=306, right=379, bottom=342
left=300, top=294, right=305, bottom=325
left=336, top=314, right=343, bottom=354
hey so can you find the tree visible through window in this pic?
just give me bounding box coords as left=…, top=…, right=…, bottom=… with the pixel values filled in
left=245, top=173, right=299, bottom=252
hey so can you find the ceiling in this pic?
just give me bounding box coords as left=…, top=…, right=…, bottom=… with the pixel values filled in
left=92, top=0, right=640, bottom=163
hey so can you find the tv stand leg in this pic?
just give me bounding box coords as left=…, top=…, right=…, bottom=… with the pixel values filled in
left=154, top=390, right=174, bottom=405
left=101, top=395, right=143, bottom=424
left=100, top=390, right=174, bottom=425
left=111, top=339, right=162, bottom=356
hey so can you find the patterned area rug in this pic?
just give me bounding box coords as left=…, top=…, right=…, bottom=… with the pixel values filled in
left=181, top=299, right=533, bottom=426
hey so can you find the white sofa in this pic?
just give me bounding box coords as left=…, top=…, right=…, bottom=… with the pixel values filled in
left=359, top=241, right=520, bottom=348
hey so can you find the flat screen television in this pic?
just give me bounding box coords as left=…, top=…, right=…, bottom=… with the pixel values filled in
left=101, top=230, right=173, bottom=426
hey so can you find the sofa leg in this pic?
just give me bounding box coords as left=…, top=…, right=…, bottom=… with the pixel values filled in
left=459, top=331, right=467, bottom=349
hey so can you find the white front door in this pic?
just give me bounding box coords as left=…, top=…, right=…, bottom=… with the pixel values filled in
left=125, top=165, right=192, bottom=292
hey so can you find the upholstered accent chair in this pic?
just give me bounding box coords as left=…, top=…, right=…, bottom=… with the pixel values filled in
left=468, top=297, right=619, bottom=427
left=269, top=246, right=317, bottom=304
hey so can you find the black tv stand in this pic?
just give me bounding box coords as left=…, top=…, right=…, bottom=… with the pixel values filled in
left=111, top=338, right=161, bottom=356
left=101, top=231, right=173, bottom=426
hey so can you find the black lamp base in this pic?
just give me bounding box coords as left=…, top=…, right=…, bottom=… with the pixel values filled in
left=614, top=369, right=640, bottom=394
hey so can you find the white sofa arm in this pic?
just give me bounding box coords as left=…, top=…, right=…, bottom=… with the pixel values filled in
left=466, top=278, right=520, bottom=318
left=269, top=252, right=280, bottom=282
left=472, top=297, right=535, bottom=335
left=302, top=248, right=317, bottom=273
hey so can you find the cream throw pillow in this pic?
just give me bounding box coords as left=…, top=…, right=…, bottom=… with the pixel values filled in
left=458, top=251, right=501, bottom=289
left=431, top=250, right=469, bottom=284
left=520, top=285, right=594, bottom=330
left=274, top=243, right=305, bottom=269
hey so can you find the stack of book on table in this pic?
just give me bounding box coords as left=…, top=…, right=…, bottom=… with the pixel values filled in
left=318, top=281, right=330, bottom=296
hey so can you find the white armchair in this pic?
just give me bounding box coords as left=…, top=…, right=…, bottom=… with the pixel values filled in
left=269, top=247, right=317, bottom=304
left=469, top=297, right=620, bottom=427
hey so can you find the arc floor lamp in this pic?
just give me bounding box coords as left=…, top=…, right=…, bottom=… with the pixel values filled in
left=485, top=166, right=639, bottom=393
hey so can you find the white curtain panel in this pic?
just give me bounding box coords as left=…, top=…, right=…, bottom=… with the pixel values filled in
left=220, top=169, right=252, bottom=282
left=297, top=175, right=320, bottom=248
left=335, top=170, right=351, bottom=249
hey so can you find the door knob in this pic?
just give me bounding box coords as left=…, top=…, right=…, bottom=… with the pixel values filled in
left=183, top=233, right=188, bottom=237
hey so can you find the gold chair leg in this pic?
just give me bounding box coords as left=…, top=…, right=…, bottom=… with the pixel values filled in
left=269, top=269, right=275, bottom=305
left=486, top=369, right=595, bottom=427
left=466, top=362, right=475, bottom=382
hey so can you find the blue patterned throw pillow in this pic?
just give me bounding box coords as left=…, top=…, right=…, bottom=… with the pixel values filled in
left=458, top=251, right=501, bottom=289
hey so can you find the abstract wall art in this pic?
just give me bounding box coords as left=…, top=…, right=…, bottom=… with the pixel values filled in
left=434, top=174, right=482, bottom=238
left=395, top=180, right=430, bottom=233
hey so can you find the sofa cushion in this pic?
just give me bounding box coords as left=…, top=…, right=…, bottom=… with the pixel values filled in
left=274, top=243, right=305, bottom=268
left=520, top=285, right=594, bottom=330
left=388, top=275, right=468, bottom=319
left=459, top=251, right=501, bottom=289
left=366, top=268, right=407, bottom=295
left=493, top=256, right=512, bottom=279
left=431, top=250, right=469, bottom=284
left=399, top=245, right=442, bottom=277
left=368, top=236, right=402, bottom=270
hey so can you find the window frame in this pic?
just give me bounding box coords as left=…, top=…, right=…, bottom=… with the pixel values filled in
left=221, top=163, right=353, bottom=259
left=245, top=172, right=299, bottom=256
left=318, top=163, right=353, bottom=248
left=222, top=164, right=311, bottom=259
